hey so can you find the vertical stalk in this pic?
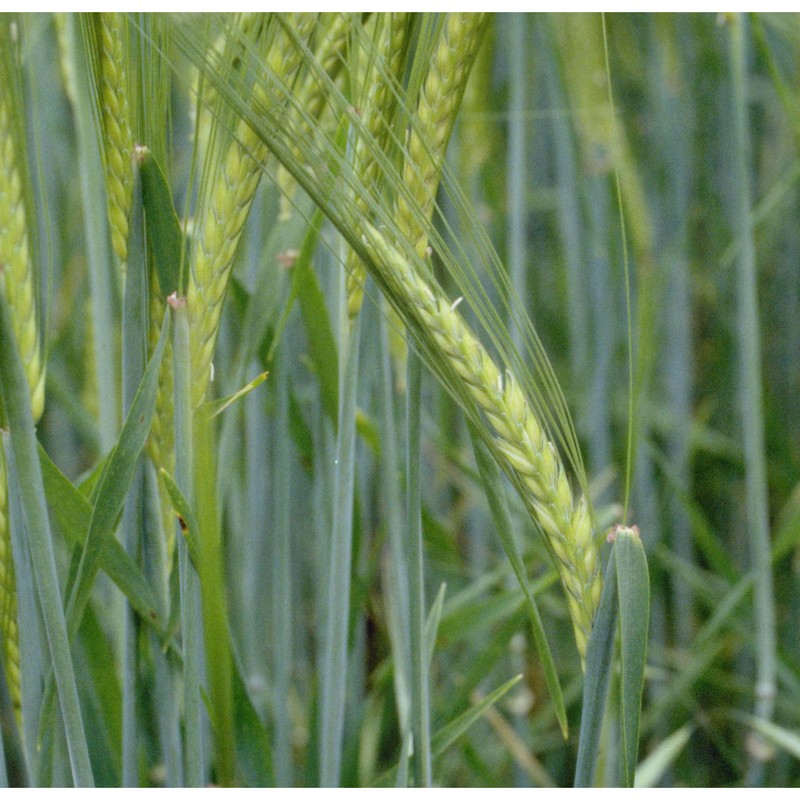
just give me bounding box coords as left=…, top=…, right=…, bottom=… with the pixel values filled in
left=318, top=312, right=361, bottom=787
left=728, top=15, right=776, bottom=786
left=120, top=169, right=148, bottom=785
left=271, top=347, right=293, bottom=786
left=171, top=298, right=205, bottom=786
left=406, top=352, right=432, bottom=787
left=379, top=313, right=412, bottom=750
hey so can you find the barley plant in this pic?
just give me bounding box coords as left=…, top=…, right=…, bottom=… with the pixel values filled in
left=0, top=11, right=798, bottom=789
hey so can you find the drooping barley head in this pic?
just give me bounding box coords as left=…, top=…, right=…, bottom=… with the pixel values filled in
left=362, top=224, right=602, bottom=660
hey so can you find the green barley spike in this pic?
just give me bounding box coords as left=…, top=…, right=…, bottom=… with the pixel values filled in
left=98, top=12, right=134, bottom=266
left=346, top=12, right=410, bottom=321
left=0, top=40, right=45, bottom=726
left=188, top=13, right=316, bottom=408
left=362, top=224, right=602, bottom=661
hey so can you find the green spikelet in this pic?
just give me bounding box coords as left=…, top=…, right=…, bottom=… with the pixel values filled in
left=277, top=12, right=352, bottom=221
left=188, top=13, right=316, bottom=408
left=98, top=12, right=134, bottom=265
left=395, top=13, right=487, bottom=257
left=388, top=13, right=487, bottom=381
left=0, top=89, right=45, bottom=422
left=0, top=42, right=44, bottom=725
left=345, top=12, right=410, bottom=321
left=362, top=224, right=602, bottom=660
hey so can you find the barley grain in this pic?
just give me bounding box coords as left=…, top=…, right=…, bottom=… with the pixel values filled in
left=0, top=80, right=43, bottom=724
left=98, top=12, right=134, bottom=265
left=386, top=13, right=486, bottom=377
left=278, top=12, right=351, bottom=221
left=188, top=14, right=315, bottom=408
left=362, top=224, right=602, bottom=659
left=396, top=13, right=487, bottom=258
left=346, top=13, right=409, bottom=320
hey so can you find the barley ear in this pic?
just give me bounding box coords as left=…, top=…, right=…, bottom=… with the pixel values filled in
left=0, top=73, right=43, bottom=725
left=278, top=12, right=351, bottom=222
left=188, top=14, right=315, bottom=408
left=98, top=12, right=134, bottom=265
left=0, top=86, right=45, bottom=424
left=345, top=13, right=410, bottom=321
left=387, top=13, right=486, bottom=377
left=362, top=224, right=602, bottom=660
left=395, top=13, right=487, bottom=257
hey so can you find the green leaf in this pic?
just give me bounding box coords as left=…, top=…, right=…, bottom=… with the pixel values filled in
left=424, top=583, right=447, bottom=669
left=38, top=444, right=165, bottom=633
left=634, top=724, right=693, bottom=788
left=138, top=146, right=184, bottom=297
left=735, top=714, right=800, bottom=760
left=232, top=663, right=273, bottom=786
left=0, top=285, right=94, bottom=786
left=373, top=673, right=524, bottom=787
left=291, top=211, right=339, bottom=427
left=207, top=371, right=269, bottom=419
left=64, top=309, right=171, bottom=642
left=575, top=542, right=619, bottom=788
left=615, top=526, right=650, bottom=787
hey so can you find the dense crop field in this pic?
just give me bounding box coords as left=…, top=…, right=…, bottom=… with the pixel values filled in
left=0, top=12, right=798, bottom=788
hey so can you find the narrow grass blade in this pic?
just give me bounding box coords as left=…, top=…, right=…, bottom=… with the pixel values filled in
left=64, top=309, right=171, bottom=643
left=406, top=352, right=432, bottom=787
left=270, top=347, right=293, bottom=786
left=208, top=372, right=268, bottom=419
left=0, top=291, right=94, bottom=787
left=295, top=229, right=339, bottom=427
left=232, top=660, right=273, bottom=786
left=5, top=446, right=43, bottom=784
left=319, top=314, right=360, bottom=787
left=158, top=468, right=201, bottom=568
left=614, top=526, right=650, bottom=787
left=395, top=732, right=412, bottom=788
left=470, top=425, right=569, bottom=738
left=575, top=543, right=619, bottom=788
left=193, top=406, right=235, bottom=786
left=424, top=583, right=447, bottom=669
left=68, top=14, right=118, bottom=451
left=634, top=724, right=693, bottom=788
left=37, top=446, right=164, bottom=633
left=35, top=310, right=171, bottom=763
left=121, top=147, right=149, bottom=787
left=373, top=673, right=524, bottom=788
left=727, top=15, right=777, bottom=785
left=734, top=714, right=800, bottom=761
left=171, top=298, right=205, bottom=786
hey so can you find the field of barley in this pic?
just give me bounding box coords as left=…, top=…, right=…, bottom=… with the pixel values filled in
left=0, top=12, right=798, bottom=788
